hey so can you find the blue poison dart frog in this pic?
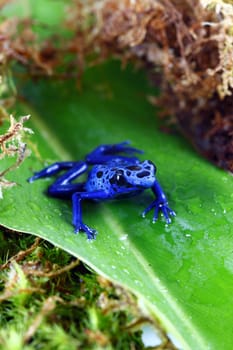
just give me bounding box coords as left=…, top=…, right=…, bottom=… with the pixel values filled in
left=28, top=142, right=175, bottom=240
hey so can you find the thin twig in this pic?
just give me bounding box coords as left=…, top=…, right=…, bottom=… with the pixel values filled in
left=0, top=237, right=41, bottom=270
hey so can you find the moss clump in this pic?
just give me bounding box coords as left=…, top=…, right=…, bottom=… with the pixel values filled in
left=1, top=230, right=170, bottom=350
left=2, top=0, right=233, bottom=172
left=66, top=0, right=233, bottom=172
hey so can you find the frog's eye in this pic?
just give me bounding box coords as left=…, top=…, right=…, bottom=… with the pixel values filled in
left=109, top=170, right=127, bottom=186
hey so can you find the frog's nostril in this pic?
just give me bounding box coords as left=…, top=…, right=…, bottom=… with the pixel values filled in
left=126, top=165, right=141, bottom=171
left=144, top=160, right=156, bottom=172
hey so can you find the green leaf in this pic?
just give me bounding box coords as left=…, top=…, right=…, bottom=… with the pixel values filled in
left=1, top=60, right=233, bottom=350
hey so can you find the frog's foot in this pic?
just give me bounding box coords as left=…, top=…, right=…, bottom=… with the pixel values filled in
left=105, top=141, right=144, bottom=155
left=142, top=200, right=176, bottom=224
left=74, top=222, right=97, bottom=240
left=85, top=141, right=143, bottom=164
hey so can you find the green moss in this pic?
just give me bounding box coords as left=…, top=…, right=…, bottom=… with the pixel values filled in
left=0, top=230, right=145, bottom=350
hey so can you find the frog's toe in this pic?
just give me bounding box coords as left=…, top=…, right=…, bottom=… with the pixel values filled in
left=152, top=206, right=159, bottom=223
left=142, top=201, right=175, bottom=225
left=161, top=206, right=176, bottom=224
left=141, top=202, right=154, bottom=217
left=169, top=209, right=176, bottom=218
left=85, top=227, right=97, bottom=240
left=27, top=173, right=40, bottom=183
left=111, top=141, right=143, bottom=156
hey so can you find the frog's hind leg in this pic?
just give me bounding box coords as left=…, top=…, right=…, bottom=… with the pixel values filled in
left=47, top=162, right=88, bottom=198
left=85, top=141, right=143, bottom=165
left=28, top=161, right=79, bottom=183
left=48, top=182, right=85, bottom=198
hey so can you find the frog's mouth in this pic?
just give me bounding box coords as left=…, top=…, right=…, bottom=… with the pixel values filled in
left=114, top=189, right=144, bottom=200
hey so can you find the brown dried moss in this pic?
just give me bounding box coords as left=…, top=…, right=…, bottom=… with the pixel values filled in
left=2, top=0, right=233, bottom=172
left=67, top=0, right=233, bottom=172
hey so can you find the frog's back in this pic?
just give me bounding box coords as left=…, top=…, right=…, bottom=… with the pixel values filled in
left=85, top=159, right=156, bottom=197
left=85, top=164, right=113, bottom=192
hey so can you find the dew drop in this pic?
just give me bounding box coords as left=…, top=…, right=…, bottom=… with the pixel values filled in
left=119, top=234, right=128, bottom=241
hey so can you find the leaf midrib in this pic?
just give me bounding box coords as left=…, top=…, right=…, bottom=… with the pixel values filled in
left=102, top=206, right=207, bottom=350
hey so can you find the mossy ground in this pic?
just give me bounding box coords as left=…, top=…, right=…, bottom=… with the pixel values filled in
left=0, top=230, right=146, bottom=350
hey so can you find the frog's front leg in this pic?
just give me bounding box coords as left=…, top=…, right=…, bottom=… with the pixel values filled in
left=72, top=190, right=109, bottom=240
left=142, top=180, right=176, bottom=224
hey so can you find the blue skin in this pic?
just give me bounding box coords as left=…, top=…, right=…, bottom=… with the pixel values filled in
left=28, top=142, right=175, bottom=239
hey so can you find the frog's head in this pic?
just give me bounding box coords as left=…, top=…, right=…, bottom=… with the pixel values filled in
left=109, top=160, right=156, bottom=189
